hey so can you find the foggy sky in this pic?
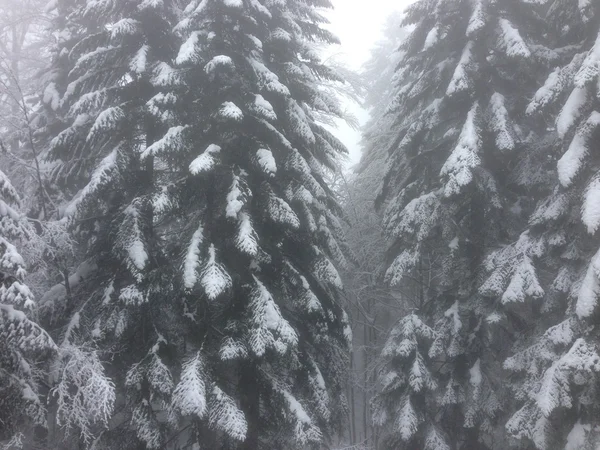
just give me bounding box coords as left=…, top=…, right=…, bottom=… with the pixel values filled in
left=327, top=0, right=414, bottom=168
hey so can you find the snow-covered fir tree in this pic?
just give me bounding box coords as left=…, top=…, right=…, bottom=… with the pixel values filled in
left=41, top=0, right=352, bottom=448
left=0, top=168, right=56, bottom=448
left=502, top=2, right=600, bottom=448
left=151, top=0, right=353, bottom=447
left=40, top=0, right=178, bottom=446
left=371, top=0, right=557, bottom=448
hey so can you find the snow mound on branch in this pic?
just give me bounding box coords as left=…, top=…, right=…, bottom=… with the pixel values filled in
left=183, top=224, right=204, bottom=289
left=423, top=27, right=438, bottom=51
left=200, top=245, right=232, bottom=300
left=221, top=0, right=242, bottom=7
left=398, top=396, right=420, bottom=441
left=256, top=148, right=277, bottom=174
left=556, top=87, right=589, bottom=138
left=189, top=144, right=221, bottom=174
left=209, top=386, right=247, bottom=441
left=171, top=352, right=207, bottom=418
left=281, top=389, right=322, bottom=444
left=466, top=0, right=485, bottom=37
left=498, top=19, right=530, bottom=58
left=110, top=18, right=140, bottom=39
left=574, top=32, right=600, bottom=87
left=441, top=102, right=481, bottom=196
left=86, top=106, right=124, bottom=143
left=557, top=111, right=600, bottom=186
left=142, top=126, right=187, bottom=159
left=425, top=426, right=450, bottom=450
left=248, top=276, right=298, bottom=356
left=251, top=94, right=277, bottom=120
left=582, top=175, right=600, bottom=233
left=565, top=421, right=590, bottom=450
left=130, top=44, right=148, bottom=73
left=226, top=175, right=246, bottom=218
left=490, top=92, right=516, bottom=151
left=447, top=41, right=474, bottom=95
left=536, top=339, right=600, bottom=416
left=576, top=248, right=600, bottom=318
left=236, top=212, right=258, bottom=256
left=204, top=55, right=234, bottom=74
left=385, top=247, right=419, bottom=286
left=501, top=256, right=544, bottom=304
left=219, top=102, right=243, bottom=121
left=152, top=62, right=179, bottom=86
left=176, top=31, right=200, bottom=64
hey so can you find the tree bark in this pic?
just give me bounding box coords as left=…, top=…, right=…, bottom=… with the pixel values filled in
left=349, top=351, right=356, bottom=445
left=362, top=318, right=368, bottom=446
left=240, top=364, right=260, bottom=450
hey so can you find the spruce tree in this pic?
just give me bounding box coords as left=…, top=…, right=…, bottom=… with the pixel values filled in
left=43, top=0, right=352, bottom=448
left=371, top=0, right=553, bottom=448
left=502, top=2, right=600, bottom=448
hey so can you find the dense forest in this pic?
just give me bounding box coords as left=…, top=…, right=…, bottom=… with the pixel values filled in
left=1, top=0, right=600, bottom=449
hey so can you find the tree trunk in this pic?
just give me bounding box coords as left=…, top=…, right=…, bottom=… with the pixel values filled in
left=362, top=318, right=369, bottom=446
left=349, top=351, right=356, bottom=445
left=240, top=364, right=260, bottom=450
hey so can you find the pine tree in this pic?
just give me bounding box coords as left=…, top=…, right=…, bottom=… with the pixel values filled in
left=502, top=2, right=600, bottom=448
left=43, top=0, right=352, bottom=448
left=0, top=168, right=56, bottom=447
left=371, top=0, right=554, bottom=448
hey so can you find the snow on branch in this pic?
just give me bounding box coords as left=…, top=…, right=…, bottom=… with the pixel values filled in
left=446, top=42, right=474, bottom=95
left=183, top=223, right=204, bottom=289
left=557, top=111, right=600, bottom=186
left=51, top=343, right=116, bottom=443
left=441, top=102, right=481, bottom=196
left=189, top=144, right=221, bottom=174
left=498, top=19, right=531, bottom=58
left=200, top=245, right=232, bottom=300
left=576, top=248, right=600, bottom=318
left=62, top=147, right=119, bottom=219
left=248, top=275, right=298, bottom=356
left=117, top=201, right=149, bottom=282
left=209, top=385, right=247, bottom=441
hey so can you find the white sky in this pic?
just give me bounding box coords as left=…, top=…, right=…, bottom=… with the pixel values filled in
left=324, top=0, right=414, bottom=168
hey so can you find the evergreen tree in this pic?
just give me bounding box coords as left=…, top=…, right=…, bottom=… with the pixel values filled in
left=0, top=168, right=56, bottom=447
left=502, top=2, right=600, bottom=448
left=42, top=0, right=352, bottom=448
left=155, top=0, right=352, bottom=447
left=41, top=0, right=178, bottom=446
left=371, top=0, right=554, bottom=448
